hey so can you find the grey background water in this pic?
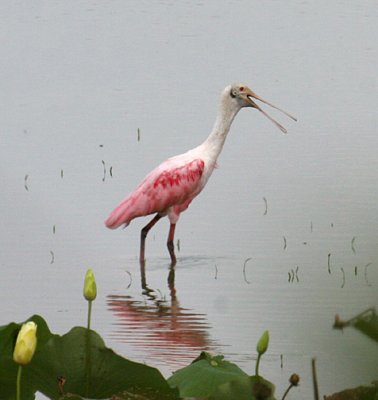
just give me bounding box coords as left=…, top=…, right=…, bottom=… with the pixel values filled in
left=1, top=1, right=377, bottom=398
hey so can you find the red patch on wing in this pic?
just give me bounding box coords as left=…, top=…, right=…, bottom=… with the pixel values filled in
left=153, top=159, right=205, bottom=189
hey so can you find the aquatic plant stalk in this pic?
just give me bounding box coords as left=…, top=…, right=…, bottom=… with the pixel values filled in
left=87, top=300, right=92, bottom=330
left=282, top=374, right=300, bottom=400
left=281, top=384, right=293, bottom=400
left=85, top=329, right=92, bottom=397
left=255, top=353, right=262, bottom=376
left=16, top=365, right=22, bottom=400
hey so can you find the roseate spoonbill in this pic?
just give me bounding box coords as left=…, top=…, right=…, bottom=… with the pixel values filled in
left=105, top=83, right=296, bottom=266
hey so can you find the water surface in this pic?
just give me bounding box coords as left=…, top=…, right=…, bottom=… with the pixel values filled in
left=1, top=1, right=377, bottom=398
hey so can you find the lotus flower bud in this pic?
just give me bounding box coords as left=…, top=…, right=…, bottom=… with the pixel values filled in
left=13, top=321, right=37, bottom=365
left=83, top=268, right=97, bottom=301
left=256, top=330, right=269, bottom=355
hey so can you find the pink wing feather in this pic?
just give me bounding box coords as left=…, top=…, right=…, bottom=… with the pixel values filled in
left=105, top=158, right=205, bottom=229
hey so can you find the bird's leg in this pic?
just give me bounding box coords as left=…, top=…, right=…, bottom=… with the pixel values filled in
left=167, top=265, right=176, bottom=300
left=140, top=214, right=161, bottom=266
left=167, top=223, right=177, bottom=267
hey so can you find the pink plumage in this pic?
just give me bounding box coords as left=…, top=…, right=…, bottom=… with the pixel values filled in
left=105, top=158, right=205, bottom=229
left=105, top=83, right=295, bottom=265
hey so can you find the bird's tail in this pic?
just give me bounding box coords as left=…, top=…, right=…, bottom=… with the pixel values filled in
left=105, top=198, right=133, bottom=229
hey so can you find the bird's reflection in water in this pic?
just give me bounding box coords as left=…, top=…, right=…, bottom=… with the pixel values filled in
left=107, top=261, right=218, bottom=368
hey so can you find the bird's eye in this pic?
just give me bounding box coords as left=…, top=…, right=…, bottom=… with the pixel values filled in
left=239, top=86, right=244, bottom=91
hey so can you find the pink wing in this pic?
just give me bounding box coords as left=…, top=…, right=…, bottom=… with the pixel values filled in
left=105, top=158, right=205, bottom=229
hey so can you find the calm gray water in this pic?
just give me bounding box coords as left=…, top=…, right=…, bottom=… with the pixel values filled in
left=1, top=1, right=377, bottom=398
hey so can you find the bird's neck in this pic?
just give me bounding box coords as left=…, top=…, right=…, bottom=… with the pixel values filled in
left=202, top=99, right=240, bottom=161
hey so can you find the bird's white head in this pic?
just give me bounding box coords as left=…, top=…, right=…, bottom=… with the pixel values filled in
left=226, top=83, right=297, bottom=133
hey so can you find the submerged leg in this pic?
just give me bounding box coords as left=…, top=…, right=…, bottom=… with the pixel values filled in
left=167, top=223, right=177, bottom=267
left=140, top=214, right=161, bottom=266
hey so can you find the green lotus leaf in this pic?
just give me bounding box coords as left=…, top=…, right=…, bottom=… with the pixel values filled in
left=167, top=351, right=248, bottom=398
left=209, top=375, right=276, bottom=400
left=352, top=311, right=378, bottom=343
left=29, top=326, right=175, bottom=399
left=0, top=315, right=177, bottom=400
left=334, top=308, right=378, bottom=343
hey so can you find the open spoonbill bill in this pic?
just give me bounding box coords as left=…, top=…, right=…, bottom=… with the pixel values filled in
left=105, top=83, right=296, bottom=266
